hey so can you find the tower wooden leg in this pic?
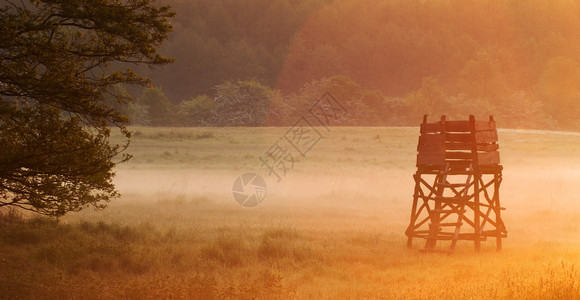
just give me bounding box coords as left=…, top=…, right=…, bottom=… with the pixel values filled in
left=495, top=173, right=503, bottom=251
left=474, top=173, right=481, bottom=252
left=406, top=172, right=423, bottom=249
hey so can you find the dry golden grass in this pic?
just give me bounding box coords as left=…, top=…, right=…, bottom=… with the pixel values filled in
left=1, top=126, right=580, bottom=299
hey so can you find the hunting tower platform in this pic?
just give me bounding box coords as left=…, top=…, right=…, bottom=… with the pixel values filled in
left=405, top=115, right=507, bottom=253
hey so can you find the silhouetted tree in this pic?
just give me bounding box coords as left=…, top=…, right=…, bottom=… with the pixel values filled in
left=0, top=0, right=174, bottom=216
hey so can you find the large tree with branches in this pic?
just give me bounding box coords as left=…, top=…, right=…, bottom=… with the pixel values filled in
left=0, top=0, right=174, bottom=216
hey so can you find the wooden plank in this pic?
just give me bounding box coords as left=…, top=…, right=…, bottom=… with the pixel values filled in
left=420, top=150, right=446, bottom=157
left=475, top=121, right=496, bottom=131
left=479, top=165, right=503, bottom=173
left=446, top=151, right=474, bottom=160
left=421, top=123, right=445, bottom=133
left=446, top=133, right=472, bottom=143
left=478, top=151, right=500, bottom=165
left=419, top=134, right=445, bottom=145
left=447, top=143, right=498, bottom=151
left=417, top=143, right=445, bottom=153
left=446, top=143, right=474, bottom=151
left=417, top=153, right=445, bottom=166
left=446, top=121, right=471, bottom=132
left=476, top=143, right=499, bottom=152
left=475, top=130, right=498, bottom=143
left=447, top=161, right=475, bottom=171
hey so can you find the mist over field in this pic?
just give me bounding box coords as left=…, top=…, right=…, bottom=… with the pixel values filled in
left=7, top=127, right=569, bottom=298
left=3, top=0, right=580, bottom=299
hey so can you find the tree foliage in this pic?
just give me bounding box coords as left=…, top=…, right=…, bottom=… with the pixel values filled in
left=538, top=57, right=580, bottom=126
left=177, top=95, right=216, bottom=126
left=137, top=87, right=173, bottom=126
left=0, top=0, right=174, bottom=216
left=146, top=0, right=580, bottom=129
left=213, top=80, right=273, bottom=127
left=149, top=0, right=330, bottom=101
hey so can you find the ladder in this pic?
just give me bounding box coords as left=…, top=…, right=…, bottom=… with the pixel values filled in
left=424, top=161, right=473, bottom=253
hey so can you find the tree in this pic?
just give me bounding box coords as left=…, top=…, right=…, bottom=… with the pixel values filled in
left=457, top=50, right=509, bottom=104
left=284, top=76, right=378, bottom=126
left=126, top=103, right=151, bottom=126
left=538, top=56, right=580, bottom=128
left=0, top=0, right=174, bottom=216
left=213, top=80, right=273, bottom=127
left=137, top=87, right=173, bottom=126
left=177, top=95, right=216, bottom=126
left=405, top=77, right=449, bottom=122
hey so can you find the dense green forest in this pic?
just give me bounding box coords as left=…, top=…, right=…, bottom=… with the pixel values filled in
left=128, top=0, right=580, bottom=129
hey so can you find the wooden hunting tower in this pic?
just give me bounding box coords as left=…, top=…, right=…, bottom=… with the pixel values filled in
left=405, top=115, right=507, bottom=253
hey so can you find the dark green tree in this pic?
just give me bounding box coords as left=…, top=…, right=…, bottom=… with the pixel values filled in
left=137, top=87, right=173, bottom=126
left=0, top=0, right=174, bottom=216
left=177, top=95, right=216, bottom=126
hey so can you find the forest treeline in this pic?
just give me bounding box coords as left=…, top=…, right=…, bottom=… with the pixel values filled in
left=126, top=0, right=580, bottom=129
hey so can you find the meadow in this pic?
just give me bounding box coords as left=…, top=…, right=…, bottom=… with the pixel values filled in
left=1, top=126, right=580, bottom=299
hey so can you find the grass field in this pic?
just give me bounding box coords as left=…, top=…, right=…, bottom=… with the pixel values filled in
left=1, top=126, right=580, bottom=299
